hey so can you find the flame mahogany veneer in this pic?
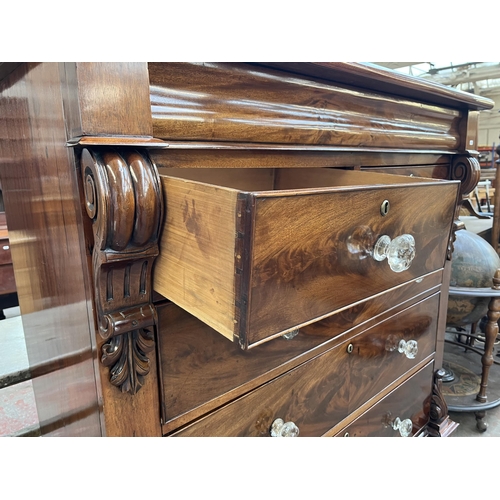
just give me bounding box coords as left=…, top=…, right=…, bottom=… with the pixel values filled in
left=0, top=62, right=493, bottom=436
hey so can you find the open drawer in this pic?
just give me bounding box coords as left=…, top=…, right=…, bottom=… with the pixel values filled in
left=153, top=167, right=459, bottom=349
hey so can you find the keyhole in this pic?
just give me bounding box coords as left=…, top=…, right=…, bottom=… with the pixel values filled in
left=380, top=200, right=390, bottom=216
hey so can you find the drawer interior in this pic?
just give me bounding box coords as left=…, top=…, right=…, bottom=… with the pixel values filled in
left=157, top=166, right=446, bottom=192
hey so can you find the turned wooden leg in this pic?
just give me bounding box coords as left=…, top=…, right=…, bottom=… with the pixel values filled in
left=475, top=410, right=488, bottom=432
left=476, top=270, right=500, bottom=403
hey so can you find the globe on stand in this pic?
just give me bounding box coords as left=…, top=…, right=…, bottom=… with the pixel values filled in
left=447, top=229, right=500, bottom=327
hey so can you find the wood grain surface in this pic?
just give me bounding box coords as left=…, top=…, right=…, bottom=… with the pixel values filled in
left=172, top=339, right=352, bottom=437
left=246, top=174, right=458, bottom=346
left=160, top=282, right=440, bottom=434
left=151, top=147, right=451, bottom=171
left=334, top=362, right=434, bottom=437
left=149, top=63, right=463, bottom=150
left=0, top=63, right=101, bottom=435
left=254, top=63, right=494, bottom=112
left=171, top=296, right=436, bottom=437
left=61, top=62, right=153, bottom=140
left=346, top=293, right=439, bottom=411
left=154, top=167, right=459, bottom=348
left=154, top=175, right=239, bottom=339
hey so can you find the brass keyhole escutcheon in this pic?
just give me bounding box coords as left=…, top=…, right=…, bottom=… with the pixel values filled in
left=380, top=200, right=390, bottom=216
left=347, top=343, right=354, bottom=354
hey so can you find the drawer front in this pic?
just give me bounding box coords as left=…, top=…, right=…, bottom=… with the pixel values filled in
left=172, top=340, right=352, bottom=437
left=0, top=264, right=16, bottom=294
left=245, top=180, right=457, bottom=346
left=336, top=362, right=434, bottom=437
left=160, top=273, right=441, bottom=433
left=170, top=296, right=438, bottom=437
left=347, top=292, right=439, bottom=411
left=0, top=238, right=12, bottom=266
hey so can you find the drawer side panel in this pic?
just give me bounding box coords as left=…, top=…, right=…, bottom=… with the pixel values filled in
left=154, top=176, right=238, bottom=339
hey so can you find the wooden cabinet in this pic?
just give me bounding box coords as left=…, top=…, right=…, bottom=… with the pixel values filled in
left=0, top=62, right=494, bottom=436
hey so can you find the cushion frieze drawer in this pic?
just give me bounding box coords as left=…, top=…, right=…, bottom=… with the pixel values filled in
left=154, top=167, right=458, bottom=349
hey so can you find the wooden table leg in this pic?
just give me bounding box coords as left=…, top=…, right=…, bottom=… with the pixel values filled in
left=476, top=270, right=500, bottom=404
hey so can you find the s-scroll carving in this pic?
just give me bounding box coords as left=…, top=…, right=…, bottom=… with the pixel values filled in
left=81, top=148, right=163, bottom=395
left=426, top=369, right=459, bottom=437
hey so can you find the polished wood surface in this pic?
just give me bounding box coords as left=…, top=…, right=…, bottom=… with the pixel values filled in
left=0, top=62, right=162, bottom=436
left=154, top=167, right=459, bottom=348
left=172, top=338, right=352, bottom=437
left=0, top=63, right=101, bottom=435
left=257, top=63, right=494, bottom=112
left=172, top=295, right=436, bottom=437
left=160, top=282, right=441, bottom=434
left=80, top=148, right=162, bottom=396
left=151, top=148, right=451, bottom=170
left=149, top=63, right=463, bottom=150
left=347, top=293, right=439, bottom=411
left=247, top=174, right=457, bottom=347
left=334, top=361, right=434, bottom=437
left=60, top=62, right=153, bottom=140
left=1, top=61, right=489, bottom=436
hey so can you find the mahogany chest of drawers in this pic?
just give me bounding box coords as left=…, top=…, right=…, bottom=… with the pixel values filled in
left=0, top=62, right=494, bottom=436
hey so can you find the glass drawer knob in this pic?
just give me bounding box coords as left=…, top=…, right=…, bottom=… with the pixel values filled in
left=373, top=234, right=416, bottom=273
left=391, top=417, right=413, bottom=437
left=282, top=329, right=299, bottom=340
left=398, top=339, right=418, bottom=359
left=270, top=418, right=299, bottom=437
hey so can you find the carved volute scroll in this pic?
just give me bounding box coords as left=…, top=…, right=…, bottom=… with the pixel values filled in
left=450, top=155, right=481, bottom=201
left=447, top=155, right=481, bottom=260
left=81, top=148, right=163, bottom=394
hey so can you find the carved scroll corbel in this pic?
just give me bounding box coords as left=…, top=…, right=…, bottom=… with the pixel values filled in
left=450, top=155, right=481, bottom=201
left=447, top=155, right=481, bottom=259
left=81, top=148, right=163, bottom=395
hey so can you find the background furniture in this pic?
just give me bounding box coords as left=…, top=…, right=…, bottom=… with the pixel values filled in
left=0, top=211, right=18, bottom=320
left=444, top=276, right=500, bottom=431
left=0, top=62, right=493, bottom=436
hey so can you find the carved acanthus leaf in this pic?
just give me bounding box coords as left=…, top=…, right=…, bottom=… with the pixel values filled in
left=101, top=328, right=155, bottom=395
